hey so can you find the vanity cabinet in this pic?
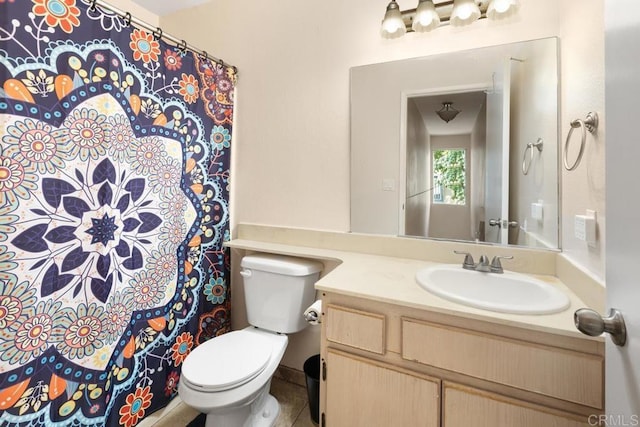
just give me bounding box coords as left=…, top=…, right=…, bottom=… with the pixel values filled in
left=320, top=293, right=604, bottom=427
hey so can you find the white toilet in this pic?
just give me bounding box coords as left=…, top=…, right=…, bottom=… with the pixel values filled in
left=178, top=254, right=323, bottom=427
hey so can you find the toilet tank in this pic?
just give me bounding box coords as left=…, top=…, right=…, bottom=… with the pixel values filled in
left=240, top=254, right=323, bottom=334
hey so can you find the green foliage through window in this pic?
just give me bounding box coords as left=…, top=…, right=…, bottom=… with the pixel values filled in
left=433, top=149, right=466, bottom=205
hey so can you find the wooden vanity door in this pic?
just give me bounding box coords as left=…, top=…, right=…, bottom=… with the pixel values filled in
left=442, top=383, right=589, bottom=427
left=325, top=350, right=440, bottom=427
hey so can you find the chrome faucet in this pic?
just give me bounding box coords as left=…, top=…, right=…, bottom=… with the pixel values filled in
left=475, top=255, right=491, bottom=272
left=454, top=251, right=513, bottom=273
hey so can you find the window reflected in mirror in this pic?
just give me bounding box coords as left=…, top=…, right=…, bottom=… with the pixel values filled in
left=433, top=149, right=466, bottom=205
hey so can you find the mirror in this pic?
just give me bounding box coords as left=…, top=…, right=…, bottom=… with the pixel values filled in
left=350, top=38, right=559, bottom=249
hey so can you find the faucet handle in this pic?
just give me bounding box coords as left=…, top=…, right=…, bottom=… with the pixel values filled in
left=490, top=255, right=514, bottom=273
left=454, top=250, right=475, bottom=270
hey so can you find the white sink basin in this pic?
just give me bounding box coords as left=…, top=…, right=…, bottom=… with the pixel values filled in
left=415, top=264, right=570, bottom=315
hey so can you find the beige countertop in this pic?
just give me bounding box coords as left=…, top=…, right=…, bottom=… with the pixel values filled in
left=226, top=238, right=599, bottom=341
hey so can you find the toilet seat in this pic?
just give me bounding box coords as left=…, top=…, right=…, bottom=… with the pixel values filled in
left=181, top=330, right=274, bottom=392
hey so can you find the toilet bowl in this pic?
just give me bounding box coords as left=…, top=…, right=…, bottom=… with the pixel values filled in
left=178, top=254, right=323, bottom=427
left=179, top=327, right=288, bottom=427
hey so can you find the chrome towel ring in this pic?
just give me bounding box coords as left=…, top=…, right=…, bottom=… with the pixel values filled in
left=563, top=112, right=598, bottom=171
left=522, top=138, right=543, bottom=175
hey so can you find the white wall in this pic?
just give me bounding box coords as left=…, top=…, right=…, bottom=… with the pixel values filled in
left=558, top=1, right=606, bottom=281
left=103, top=0, right=159, bottom=26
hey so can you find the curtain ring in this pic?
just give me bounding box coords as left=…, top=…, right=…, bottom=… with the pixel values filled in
left=177, top=40, right=187, bottom=54
left=153, top=27, right=163, bottom=41
left=522, top=138, right=544, bottom=175
left=232, top=66, right=238, bottom=75
left=563, top=112, right=598, bottom=171
left=123, top=12, right=132, bottom=26
left=199, top=51, right=209, bottom=61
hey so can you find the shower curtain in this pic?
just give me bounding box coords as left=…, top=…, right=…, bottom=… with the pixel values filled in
left=0, top=1, right=234, bottom=425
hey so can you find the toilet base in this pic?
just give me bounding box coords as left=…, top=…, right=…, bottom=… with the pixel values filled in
left=204, top=390, right=280, bottom=427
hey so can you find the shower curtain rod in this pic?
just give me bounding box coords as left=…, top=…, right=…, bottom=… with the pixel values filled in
left=89, top=0, right=238, bottom=74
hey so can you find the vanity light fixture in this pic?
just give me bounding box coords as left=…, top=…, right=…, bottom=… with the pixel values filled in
left=381, top=0, right=519, bottom=38
left=436, top=102, right=460, bottom=123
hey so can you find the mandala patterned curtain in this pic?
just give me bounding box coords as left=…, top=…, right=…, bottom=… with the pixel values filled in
left=0, top=1, right=234, bottom=425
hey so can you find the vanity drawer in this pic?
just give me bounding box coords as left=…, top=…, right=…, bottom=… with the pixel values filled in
left=325, top=304, right=385, bottom=354
left=401, top=318, right=603, bottom=409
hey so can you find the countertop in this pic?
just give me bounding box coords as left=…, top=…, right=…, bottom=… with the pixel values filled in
left=226, top=238, right=599, bottom=341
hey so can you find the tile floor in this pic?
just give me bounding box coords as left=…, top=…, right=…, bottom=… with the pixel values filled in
left=139, top=376, right=316, bottom=427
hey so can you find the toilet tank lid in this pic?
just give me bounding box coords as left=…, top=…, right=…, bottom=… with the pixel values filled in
left=240, top=254, right=323, bottom=276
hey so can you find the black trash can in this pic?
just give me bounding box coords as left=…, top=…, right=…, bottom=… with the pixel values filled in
left=303, top=354, right=321, bottom=424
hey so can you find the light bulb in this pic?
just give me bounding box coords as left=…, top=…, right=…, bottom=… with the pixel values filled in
left=381, top=1, right=407, bottom=39
left=487, top=0, right=519, bottom=20
left=493, top=0, right=511, bottom=13
left=412, top=0, right=440, bottom=33
left=450, top=0, right=481, bottom=27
